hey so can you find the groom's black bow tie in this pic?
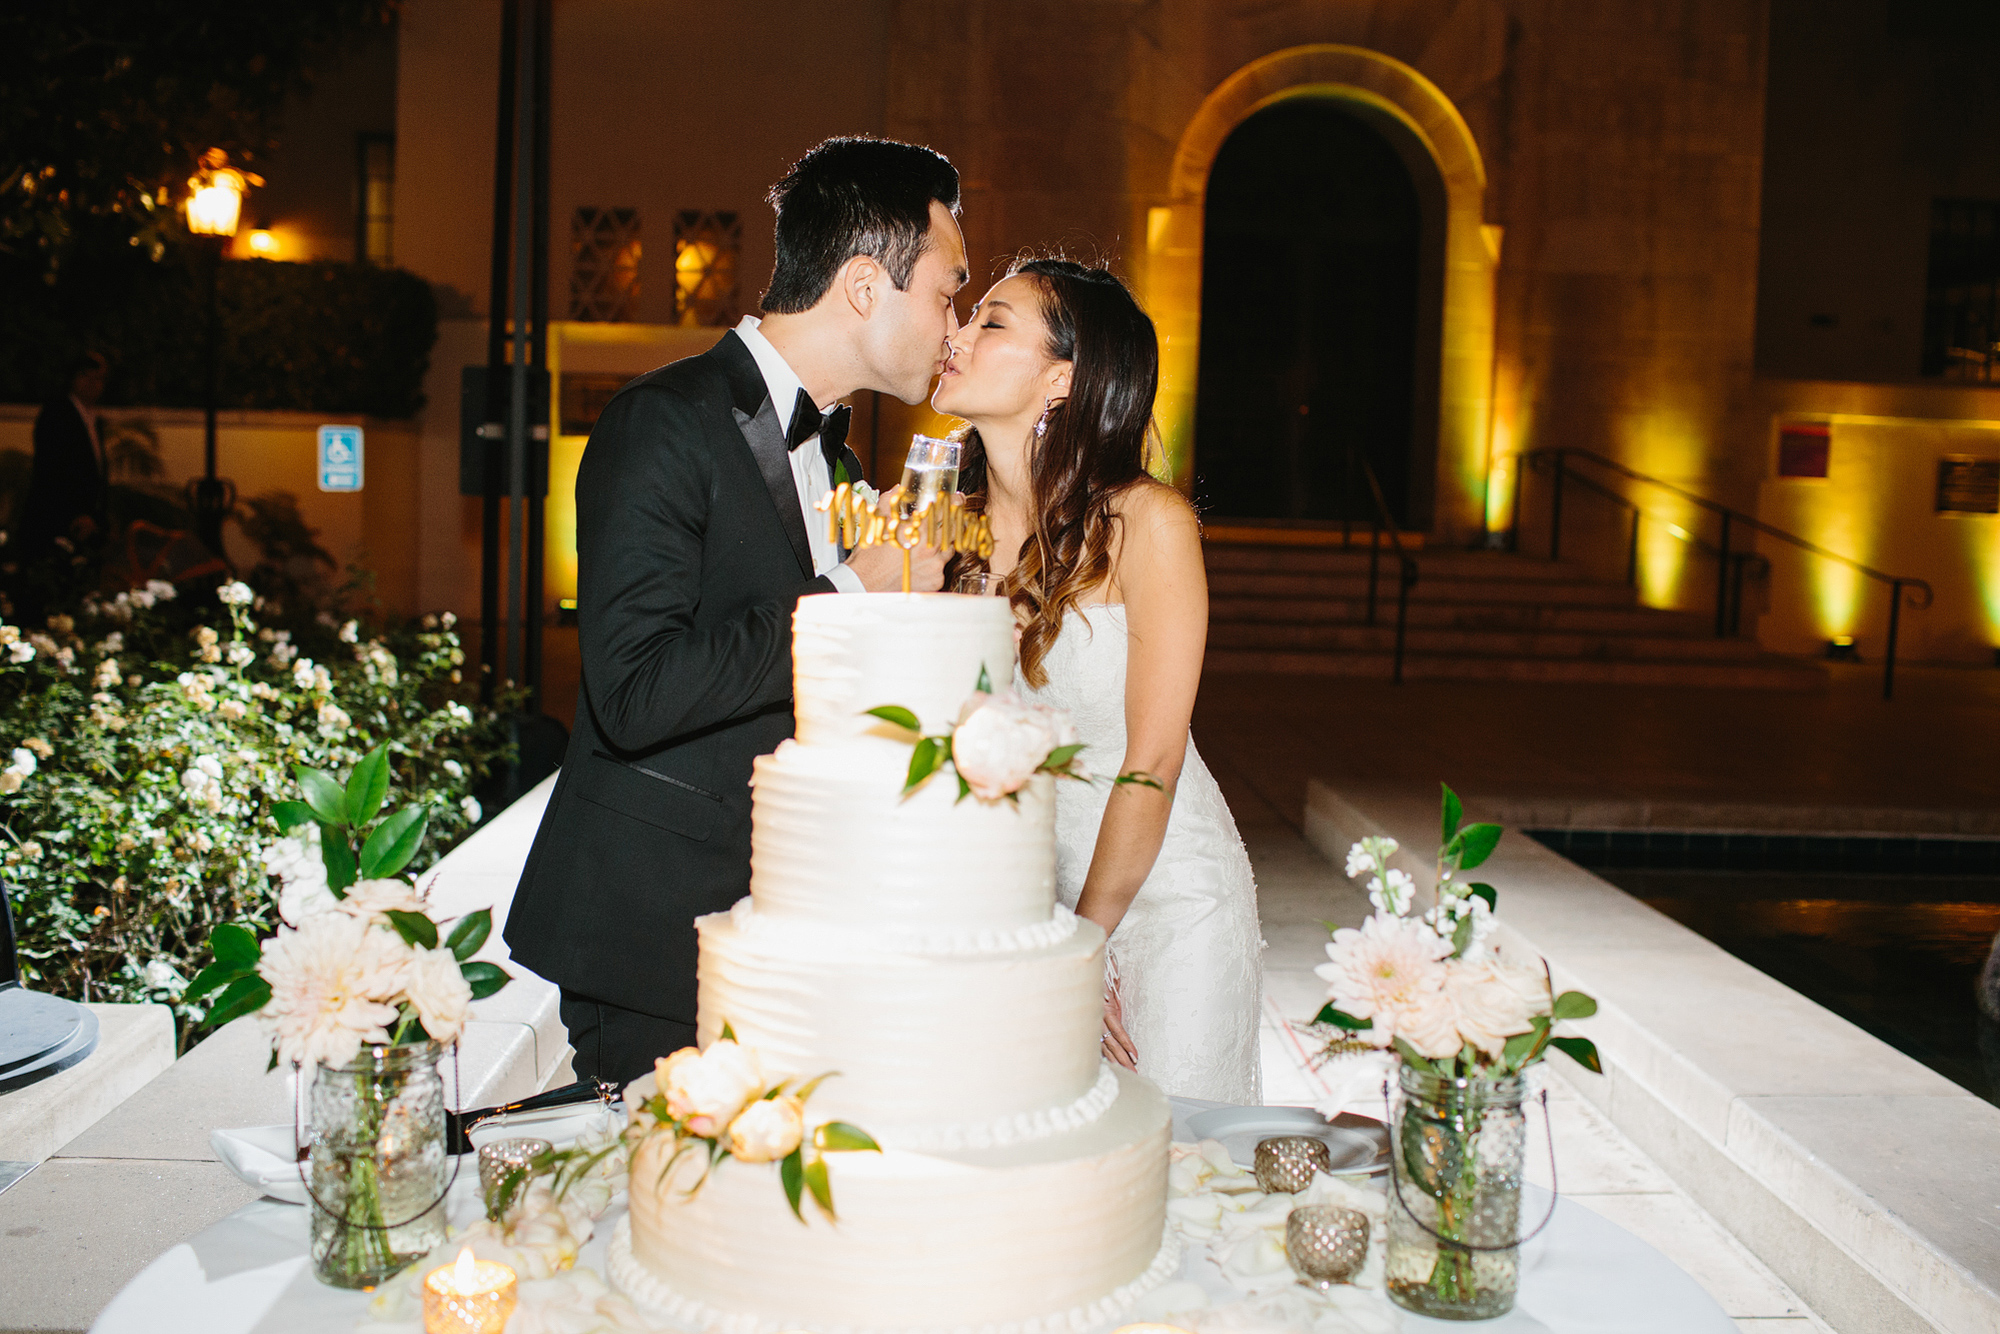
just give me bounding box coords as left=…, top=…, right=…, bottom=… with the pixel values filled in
left=783, top=388, right=850, bottom=460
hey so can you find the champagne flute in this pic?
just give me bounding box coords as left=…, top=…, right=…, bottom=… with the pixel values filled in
left=952, top=570, right=1006, bottom=596
left=898, top=434, right=961, bottom=520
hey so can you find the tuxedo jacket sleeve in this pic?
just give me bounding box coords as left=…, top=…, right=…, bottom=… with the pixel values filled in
left=503, top=334, right=863, bottom=1023
left=23, top=399, right=103, bottom=554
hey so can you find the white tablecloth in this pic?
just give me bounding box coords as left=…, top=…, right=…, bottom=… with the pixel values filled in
left=90, top=1099, right=1734, bottom=1334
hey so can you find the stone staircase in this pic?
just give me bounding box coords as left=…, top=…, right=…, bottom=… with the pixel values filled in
left=1203, top=541, right=1825, bottom=688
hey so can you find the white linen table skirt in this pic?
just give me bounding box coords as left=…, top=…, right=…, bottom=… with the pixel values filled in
left=88, top=1099, right=1735, bottom=1334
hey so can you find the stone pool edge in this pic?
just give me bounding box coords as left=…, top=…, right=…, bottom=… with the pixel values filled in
left=1304, top=777, right=2000, bottom=1334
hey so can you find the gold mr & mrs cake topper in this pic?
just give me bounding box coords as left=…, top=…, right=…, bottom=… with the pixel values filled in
left=816, top=485, right=995, bottom=593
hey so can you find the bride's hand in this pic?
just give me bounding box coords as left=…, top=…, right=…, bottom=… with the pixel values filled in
left=1101, top=988, right=1138, bottom=1071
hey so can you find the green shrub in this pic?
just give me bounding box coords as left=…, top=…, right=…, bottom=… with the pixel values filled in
left=0, top=577, right=512, bottom=1049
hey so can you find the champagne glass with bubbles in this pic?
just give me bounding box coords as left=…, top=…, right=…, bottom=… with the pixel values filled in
left=898, top=434, right=961, bottom=520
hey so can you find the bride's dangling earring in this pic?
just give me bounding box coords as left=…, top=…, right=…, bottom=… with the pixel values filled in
left=1034, top=398, right=1055, bottom=439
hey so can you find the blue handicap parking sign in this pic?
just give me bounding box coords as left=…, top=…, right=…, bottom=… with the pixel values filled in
left=318, top=426, right=364, bottom=492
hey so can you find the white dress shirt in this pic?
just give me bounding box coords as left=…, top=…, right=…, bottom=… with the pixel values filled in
left=733, top=316, right=864, bottom=594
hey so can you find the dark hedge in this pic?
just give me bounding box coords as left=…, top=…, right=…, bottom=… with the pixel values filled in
left=0, top=249, right=438, bottom=419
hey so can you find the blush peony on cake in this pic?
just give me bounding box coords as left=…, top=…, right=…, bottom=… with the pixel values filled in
left=608, top=592, right=1174, bottom=1333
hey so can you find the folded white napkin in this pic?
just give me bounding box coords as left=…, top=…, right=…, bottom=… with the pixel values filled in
left=1312, top=1050, right=1394, bottom=1122
left=210, top=1124, right=307, bottom=1204
left=212, top=1103, right=622, bottom=1204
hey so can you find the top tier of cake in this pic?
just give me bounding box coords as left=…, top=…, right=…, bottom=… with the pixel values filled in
left=793, top=593, right=1017, bottom=748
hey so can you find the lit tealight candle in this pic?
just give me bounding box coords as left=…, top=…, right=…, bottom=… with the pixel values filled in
left=423, top=1246, right=517, bottom=1334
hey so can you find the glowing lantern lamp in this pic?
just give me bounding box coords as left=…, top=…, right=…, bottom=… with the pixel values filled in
left=247, top=229, right=279, bottom=256
left=182, top=149, right=262, bottom=559
left=184, top=149, right=252, bottom=238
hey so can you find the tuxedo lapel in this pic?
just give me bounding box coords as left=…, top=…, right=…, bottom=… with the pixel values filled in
left=712, top=332, right=815, bottom=580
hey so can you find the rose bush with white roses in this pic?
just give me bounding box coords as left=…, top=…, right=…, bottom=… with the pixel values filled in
left=0, top=577, right=512, bottom=1048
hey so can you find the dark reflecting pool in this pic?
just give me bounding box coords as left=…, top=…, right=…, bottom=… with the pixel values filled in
left=1529, top=831, right=2000, bottom=1107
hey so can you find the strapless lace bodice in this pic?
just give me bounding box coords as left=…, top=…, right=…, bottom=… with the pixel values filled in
left=1019, top=604, right=1262, bottom=1103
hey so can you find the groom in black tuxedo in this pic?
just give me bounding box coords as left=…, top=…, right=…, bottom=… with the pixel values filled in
left=506, top=139, right=966, bottom=1087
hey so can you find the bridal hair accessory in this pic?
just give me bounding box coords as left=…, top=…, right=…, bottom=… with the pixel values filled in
left=816, top=482, right=994, bottom=593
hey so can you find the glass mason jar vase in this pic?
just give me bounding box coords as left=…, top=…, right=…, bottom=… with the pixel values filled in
left=306, top=1041, right=449, bottom=1288
left=1385, top=1062, right=1527, bottom=1321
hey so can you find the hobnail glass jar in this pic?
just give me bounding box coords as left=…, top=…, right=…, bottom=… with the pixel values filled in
left=306, top=1040, right=449, bottom=1288
left=1385, top=1062, right=1527, bottom=1321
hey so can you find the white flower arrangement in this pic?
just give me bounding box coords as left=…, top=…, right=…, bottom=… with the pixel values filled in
left=186, top=745, right=510, bottom=1069
left=866, top=665, right=1161, bottom=803
left=1312, top=785, right=1601, bottom=1078
left=630, top=1025, right=880, bottom=1224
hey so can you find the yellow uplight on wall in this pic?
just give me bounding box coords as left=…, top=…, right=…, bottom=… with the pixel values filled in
left=247, top=229, right=279, bottom=256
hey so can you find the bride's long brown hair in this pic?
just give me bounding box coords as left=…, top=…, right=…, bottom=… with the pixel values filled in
left=953, top=257, right=1161, bottom=687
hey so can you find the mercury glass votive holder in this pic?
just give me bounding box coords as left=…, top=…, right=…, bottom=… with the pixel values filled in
left=476, top=1136, right=550, bottom=1202
left=1286, top=1204, right=1370, bottom=1291
left=1254, top=1134, right=1334, bottom=1193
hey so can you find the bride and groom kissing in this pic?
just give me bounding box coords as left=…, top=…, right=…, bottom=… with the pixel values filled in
left=505, top=136, right=1261, bottom=1108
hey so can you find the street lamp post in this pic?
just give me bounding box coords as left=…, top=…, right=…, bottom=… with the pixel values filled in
left=183, top=150, right=258, bottom=559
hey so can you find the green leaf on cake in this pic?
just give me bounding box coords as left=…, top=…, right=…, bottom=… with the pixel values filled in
left=779, top=1147, right=805, bottom=1221
left=864, top=705, right=921, bottom=733
left=815, top=1122, right=881, bottom=1154
left=902, top=737, right=943, bottom=794
left=803, top=1155, right=835, bottom=1220
left=955, top=771, right=972, bottom=804
left=1041, top=743, right=1084, bottom=772
left=976, top=663, right=991, bottom=694
left=719, top=1021, right=737, bottom=1042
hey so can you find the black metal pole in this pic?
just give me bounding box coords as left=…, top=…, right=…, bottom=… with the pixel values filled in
left=188, top=237, right=230, bottom=558
left=1508, top=454, right=1524, bottom=553
left=1884, top=580, right=1902, bottom=701
left=524, top=0, right=551, bottom=714
left=505, top=0, right=533, bottom=691
left=1548, top=451, right=1565, bottom=561
left=1713, top=511, right=1732, bottom=637
left=1393, top=558, right=1414, bottom=684
left=479, top=0, right=519, bottom=706
left=1626, top=509, right=1640, bottom=587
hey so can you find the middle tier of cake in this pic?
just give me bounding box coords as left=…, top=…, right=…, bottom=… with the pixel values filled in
left=749, top=740, right=1057, bottom=937
left=695, top=900, right=1107, bottom=1147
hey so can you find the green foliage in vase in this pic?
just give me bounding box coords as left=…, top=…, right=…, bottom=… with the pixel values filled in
left=0, top=578, right=513, bottom=1049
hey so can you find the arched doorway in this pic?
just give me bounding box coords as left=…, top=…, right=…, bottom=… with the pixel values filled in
left=1192, top=98, right=1445, bottom=527
left=1146, top=45, right=1497, bottom=543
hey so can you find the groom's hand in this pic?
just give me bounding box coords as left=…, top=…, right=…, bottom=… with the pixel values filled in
left=846, top=538, right=947, bottom=592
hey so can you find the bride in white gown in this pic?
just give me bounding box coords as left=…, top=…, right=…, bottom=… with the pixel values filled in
left=930, top=256, right=1262, bottom=1103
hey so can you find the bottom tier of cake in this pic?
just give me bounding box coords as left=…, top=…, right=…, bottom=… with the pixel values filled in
left=615, top=1066, right=1173, bottom=1333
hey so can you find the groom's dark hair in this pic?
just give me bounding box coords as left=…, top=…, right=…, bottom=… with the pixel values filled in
left=762, top=137, right=960, bottom=314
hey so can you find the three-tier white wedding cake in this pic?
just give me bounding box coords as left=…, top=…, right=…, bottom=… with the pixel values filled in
left=609, top=592, right=1174, bottom=1332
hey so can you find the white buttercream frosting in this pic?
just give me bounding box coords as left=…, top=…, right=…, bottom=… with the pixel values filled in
left=695, top=903, right=1105, bottom=1134
left=791, top=593, right=1017, bottom=748
left=750, top=741, right=1056, bottom=933
left=621, top=1068, right=1174, bottom=1331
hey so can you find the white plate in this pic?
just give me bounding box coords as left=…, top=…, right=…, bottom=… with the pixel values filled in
left=1182, top=1105, right=1389, bottom=1175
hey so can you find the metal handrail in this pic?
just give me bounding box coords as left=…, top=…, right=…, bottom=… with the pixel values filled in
left=1349, top=448, right=1419, bottom=684
left=1512, top=447, right=1934, bottom=699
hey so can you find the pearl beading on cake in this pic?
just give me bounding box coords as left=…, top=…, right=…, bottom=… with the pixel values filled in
left=608, top=1215, right=1181, bottom=1334
left=729, top=897, right=1081, bottom=958
left=879, top=1062, right=1121, bottom=1152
